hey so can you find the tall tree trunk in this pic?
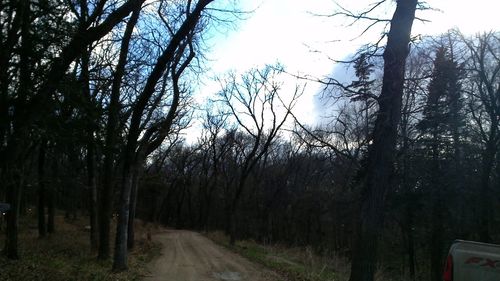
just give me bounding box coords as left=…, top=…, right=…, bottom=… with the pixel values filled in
left=97, top=175, right=113, bottom=260
left=203, top=180, right=218, bottom=232
left=186, top=188, right=193, bottom=228
left=401, top=97, right=416, bottom=280
left=81, top=36, right=99, bottom=252
left=4, top=0, right=31, bottom=259
left=113, top=158, right=136, bottom=271
left=430, top=195, right=444, bottom=281
left=479, top=140, right=495, bottom=242
left=430, top=138, right=444, bottom=281
left=175, top=185, right=186, bottom=229
left=155, top=182, right=174, bottom=224
left=229, top=180, right=245, bottom=246
left=98, top=3, right=141, bottom=260
left=203, top=190, right=213, bottom=232
left=4, top=171, right=22, bottom=259
left=99, top=132, right=115, bottom=259
left=127, top=166, right=141, bottom=249
left=348, top=1, right=417, bottom=281
left=0, top=0, right=23, bottom=155
left=87, top=134, right=99, bottom=251
left=66, top=147, right=79, bottom=221
left=197, top=182, right=207, bottom=230
left=406, top=207, right=416, bottom=281
left=47, top=156, right=57, bottom=234
left=229, top=207, right=237, bottom=245
left=37, top=140, right=47, bottom=238
left=224, top=200, right=231, bottom=235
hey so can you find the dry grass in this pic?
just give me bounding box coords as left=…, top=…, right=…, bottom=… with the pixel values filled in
left=206, top=232, right=416, bottom=281
left=206, top=231, right=348, bottom=281
left=0, top=214, right=161, bottom=281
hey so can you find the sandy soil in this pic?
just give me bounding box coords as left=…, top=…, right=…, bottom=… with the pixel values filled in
left=143, top=230, right=281, bottom=281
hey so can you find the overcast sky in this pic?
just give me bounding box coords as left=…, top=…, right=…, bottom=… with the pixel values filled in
left=185, top=0, right=499, bottom=142
left=207, top=0, right=498, bottom=72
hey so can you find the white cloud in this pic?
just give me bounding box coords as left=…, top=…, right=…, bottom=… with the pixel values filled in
left=185, top=0, right=498, bottom=143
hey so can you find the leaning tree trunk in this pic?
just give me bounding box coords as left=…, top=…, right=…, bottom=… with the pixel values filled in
left=348, top=1, right=417, bottom=281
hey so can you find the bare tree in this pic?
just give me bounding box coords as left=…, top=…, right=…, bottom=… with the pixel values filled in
left=461, top=31, right=500, bottom=243
left=346, top=1, right=418, bottom=281
left=217, top=65, right=300, bottom=245
left=197, top=106, right=232, bottom=231
left=112, top=0, right=215, bottom=270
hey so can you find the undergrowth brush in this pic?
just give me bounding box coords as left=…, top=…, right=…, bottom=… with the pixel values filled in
left=0, top=214, right=160, bottom=281
left=206, top=231, right=419, bottom=281
left=207, top=231, right=348, bottom=281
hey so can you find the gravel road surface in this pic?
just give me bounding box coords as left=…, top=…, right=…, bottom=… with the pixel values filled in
left=143, top=230, right=281, bottom=281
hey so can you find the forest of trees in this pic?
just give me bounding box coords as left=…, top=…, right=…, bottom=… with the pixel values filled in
left=1, top=0, right=500, bottom=280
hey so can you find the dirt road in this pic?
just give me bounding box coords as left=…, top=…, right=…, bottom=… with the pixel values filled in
left=143, top=230, right=280, bottom=281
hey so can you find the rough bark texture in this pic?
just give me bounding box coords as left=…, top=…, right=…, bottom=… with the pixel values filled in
left=348, top=1, right=417, bottom=281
